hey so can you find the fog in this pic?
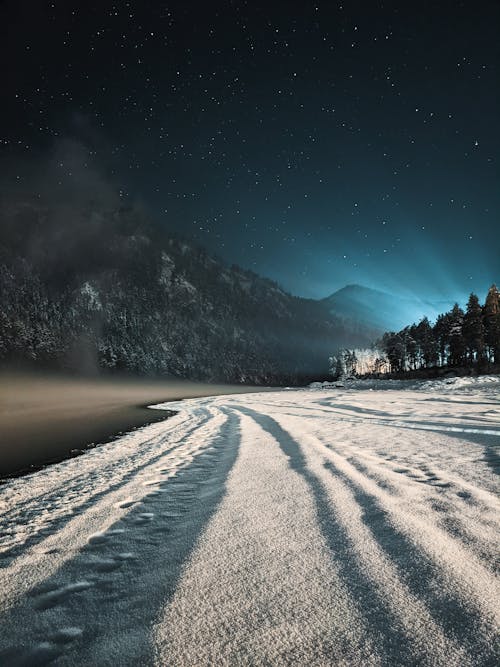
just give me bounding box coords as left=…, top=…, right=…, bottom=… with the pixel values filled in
left=0, top=373, right=272, bottom=478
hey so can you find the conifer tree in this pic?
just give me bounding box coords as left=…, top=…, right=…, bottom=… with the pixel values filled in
left=381, top=331, right=405, bottom=372
left=434, top=312, right=452, bottom=366
left=463, top=293, right=485, bottom=365
left=405, top=325, right=419, bottom=370
left=447, top=304, right=466, bottom=366
left=483, top=284, right=500, bottom=363
left=416, top=316, right=438, bottom=368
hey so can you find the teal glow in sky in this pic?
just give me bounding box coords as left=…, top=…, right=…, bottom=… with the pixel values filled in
left=1, top=0, right=498, bottom=306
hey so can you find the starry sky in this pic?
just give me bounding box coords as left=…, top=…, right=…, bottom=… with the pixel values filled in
left=1, top=0, right=498, bottom=305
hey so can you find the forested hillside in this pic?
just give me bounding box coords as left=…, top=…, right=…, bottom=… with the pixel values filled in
left=0, top=202, right=375, bottom=383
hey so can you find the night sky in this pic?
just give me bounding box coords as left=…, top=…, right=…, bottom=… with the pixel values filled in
left=1, top=1, right=498, bottom=305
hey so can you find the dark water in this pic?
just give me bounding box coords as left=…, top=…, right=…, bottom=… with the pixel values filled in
left=0, top=373, right=271, bottom=478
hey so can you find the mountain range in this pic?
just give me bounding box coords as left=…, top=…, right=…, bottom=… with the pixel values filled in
left=0, top=202, right=384, bottom=384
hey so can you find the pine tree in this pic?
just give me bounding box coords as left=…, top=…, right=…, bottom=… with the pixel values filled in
left=381, top=331, right=405, bottom=372
left=483, top=284, right=500, bottom=363
left=405, top=325, right=419, bottom=370
left=463, top=293, right=485, bottom=365
left=448, top=304, right=466, bottom=366
left=416, top=316, right=438, bottom=368
left=433, top=312, right=452, bottom=366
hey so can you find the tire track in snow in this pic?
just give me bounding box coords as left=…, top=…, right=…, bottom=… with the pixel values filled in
left=260, top=400, right=499, bottom=565
left=153, top=410, right=379, bottom=666
left=239, top=407, right=471, bottom=667
left=0, top=408, right=210, bottom=563
left=333, top=445, right=500, bottom=573
left=0, top=409, right=188, bottom=533
left=0, top=407, right=241, bottom=665
left=287, top=419, right=500, bottom=553
left=271, top=414, right=499, bottom=663
left=313, top=396, right=500, bottom=437
left=0, top=405, right=226, bottom=613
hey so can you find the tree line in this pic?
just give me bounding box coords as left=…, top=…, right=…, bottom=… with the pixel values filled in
left=379, top=285, right=500, bottom=373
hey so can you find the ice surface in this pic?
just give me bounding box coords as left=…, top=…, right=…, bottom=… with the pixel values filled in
left=0, top=381, right=498, bottom=665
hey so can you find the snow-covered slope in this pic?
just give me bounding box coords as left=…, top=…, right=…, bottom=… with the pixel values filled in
left=0, top=210, right=375, bottom=383
left=0, top=380, right=499, bottom=665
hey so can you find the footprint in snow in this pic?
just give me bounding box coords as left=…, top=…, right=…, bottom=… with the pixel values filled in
left=2, top=641, right=63, bottom=665
left=2, top=627, right=83, bottom=665
left=130, top=512, right=155, bottom=525
left=93, top=558, right=124, bottom=573
left=87, top=532, right=109, bottom=545
left=143, top=479, right=164, bottom=487
left=34, top=581, right=93, bottom=610
left=114, top=499, right=135, bottom=509
left=115, top=552, right=136, bottom=561
left=50, top=627, right=83, bottom=644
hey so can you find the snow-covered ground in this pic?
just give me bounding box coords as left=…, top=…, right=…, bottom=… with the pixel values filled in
left=0, top=378, right=499, bottom=665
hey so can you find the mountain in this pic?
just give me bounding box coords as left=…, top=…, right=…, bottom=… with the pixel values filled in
left=322, top=284, right=453, bottom=334
left=0, top=203, right=376, bottom=384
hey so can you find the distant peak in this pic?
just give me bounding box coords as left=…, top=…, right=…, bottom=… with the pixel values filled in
left=323, top=284, right=386, bottom=301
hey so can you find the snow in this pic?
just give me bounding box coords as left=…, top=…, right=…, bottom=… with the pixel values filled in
left=0, top=381, right=499, bottom=665
left=79, top=281, right=102, bottom=311
left=158, top=251, right=175, bottom=285
left=310, top=374, right=500, bottom=395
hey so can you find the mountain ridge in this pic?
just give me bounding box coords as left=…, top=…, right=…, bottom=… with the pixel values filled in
left=322, top=283, right=455, bottom=333
left=0, top=202, right=378, bottom=384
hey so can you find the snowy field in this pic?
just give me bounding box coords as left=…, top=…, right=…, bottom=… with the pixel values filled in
left=0, top=377, right=499, bottom=665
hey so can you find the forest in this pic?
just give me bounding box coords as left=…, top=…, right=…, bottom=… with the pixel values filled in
left=330, top=286, right=500, bottom=379
left=379, top=286, right=500, bottom=373
left=0, top=201, right=375, bottom=384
